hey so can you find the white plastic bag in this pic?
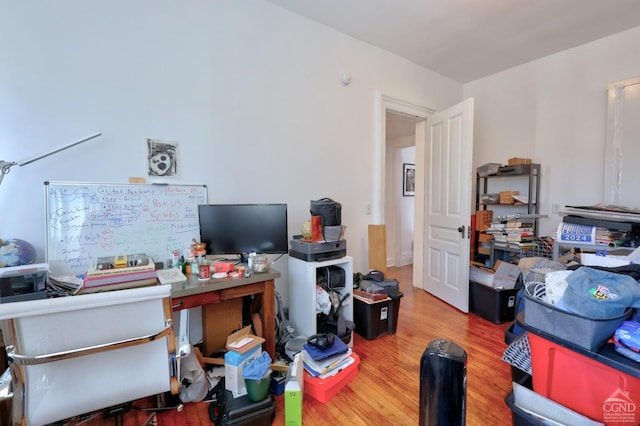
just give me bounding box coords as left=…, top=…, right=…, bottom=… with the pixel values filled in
left=178, top=350, right=208, bottom=403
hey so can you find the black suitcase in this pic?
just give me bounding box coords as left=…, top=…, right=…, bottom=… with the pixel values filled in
left=360, top=278, right=400, bottom=297
left=208, top=379, right=275, bottom=426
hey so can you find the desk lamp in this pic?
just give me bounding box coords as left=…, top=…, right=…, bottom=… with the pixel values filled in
left=0, top=132, right=101, bottom=186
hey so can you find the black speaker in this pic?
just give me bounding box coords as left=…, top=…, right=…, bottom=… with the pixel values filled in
left=419, top=339, right=467, bottom=426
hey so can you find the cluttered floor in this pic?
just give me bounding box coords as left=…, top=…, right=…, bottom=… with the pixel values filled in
left=150, top=265, right=513, bottom=426
left=11, top=265, right=512, bottom=426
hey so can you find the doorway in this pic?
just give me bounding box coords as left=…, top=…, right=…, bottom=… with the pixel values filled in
left=385, top=111, right=418, bottom=267
left=377, top=94, right=433, bottom=270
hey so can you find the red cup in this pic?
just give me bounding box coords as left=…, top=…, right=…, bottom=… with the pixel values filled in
left=199, top=263, right=211, bottom=280
left=311, top=215, right=322, bottom=242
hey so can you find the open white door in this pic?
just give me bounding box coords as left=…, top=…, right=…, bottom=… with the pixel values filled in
left=413, top=98, right=474, bottom=312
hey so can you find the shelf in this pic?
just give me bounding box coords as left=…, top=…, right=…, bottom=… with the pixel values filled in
left=552, top=240, right=635, bottom=261
left=553, top=211, right=640, bottom=261
left=288, top=256, right=353, bottom=340
left=474, top=163, right=541, bottom=266
left=480, top=203, right=535, bottom=207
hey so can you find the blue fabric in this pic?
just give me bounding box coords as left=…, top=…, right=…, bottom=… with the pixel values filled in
left=242, top=352, right=272, bottom=380
left=562, top=267, right=640, bottom=319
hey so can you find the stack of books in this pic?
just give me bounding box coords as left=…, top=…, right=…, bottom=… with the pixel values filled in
left=80, top=259, right=157, bottom=294
left=301, top=336, right=354, bottom=379
left=505, top=218, right=535, bottom=244
left=487, top=218, right=534, bottom=246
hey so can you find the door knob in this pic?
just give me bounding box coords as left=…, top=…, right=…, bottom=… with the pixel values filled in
left=458, top=225, right=465, bottom=234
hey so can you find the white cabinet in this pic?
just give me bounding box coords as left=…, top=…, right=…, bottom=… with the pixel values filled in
left=288, top=256, right=353, bottom=339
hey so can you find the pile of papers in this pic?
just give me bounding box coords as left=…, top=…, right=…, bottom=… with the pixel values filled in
left=48, top=275, right=84, bottom=296
left=301, top=336, right=354, bottom=379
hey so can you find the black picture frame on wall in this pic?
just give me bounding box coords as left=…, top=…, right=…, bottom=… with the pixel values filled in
left=403, top=163, right=415, bottom=197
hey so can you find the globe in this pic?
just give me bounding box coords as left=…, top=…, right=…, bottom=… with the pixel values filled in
left=0, top=239, right=37, bottom=268
left=301, top=220, right=312, bottom=239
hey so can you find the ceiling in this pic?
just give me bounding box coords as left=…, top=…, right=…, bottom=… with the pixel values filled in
left=266, top=0, right=640, bottom=84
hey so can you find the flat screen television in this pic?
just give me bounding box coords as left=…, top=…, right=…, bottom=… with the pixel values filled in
left=198, top=203, right=288, bottom=262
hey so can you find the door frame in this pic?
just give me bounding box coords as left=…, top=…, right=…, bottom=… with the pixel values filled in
left=374, top=92, right=434, bottom=278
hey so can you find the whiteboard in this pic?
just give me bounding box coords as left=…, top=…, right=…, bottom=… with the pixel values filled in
left=45, top=182, right=208, bottom=276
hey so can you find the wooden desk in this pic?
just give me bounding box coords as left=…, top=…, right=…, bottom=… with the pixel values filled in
left=170, top=269, right=280, bottom=359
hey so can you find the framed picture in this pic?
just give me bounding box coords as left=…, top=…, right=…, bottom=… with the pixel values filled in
left=403, top=163, right=415, bottom=196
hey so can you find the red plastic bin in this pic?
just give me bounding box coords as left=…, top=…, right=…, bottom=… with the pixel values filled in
left=528, top=331, right=640, bottom=425
left=303, top=353, right=360, bottom=404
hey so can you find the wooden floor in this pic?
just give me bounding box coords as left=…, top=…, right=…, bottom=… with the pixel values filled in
left=62, top=265, right=515, bottom=425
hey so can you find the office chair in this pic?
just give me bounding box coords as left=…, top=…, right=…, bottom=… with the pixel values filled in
left=0, top=284, right=179, bottom=426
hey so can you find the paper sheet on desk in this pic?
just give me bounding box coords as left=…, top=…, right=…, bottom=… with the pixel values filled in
left=625, top=245, right=640, bottom=264
left=580, top=253, right=630, bottom=267
left=157, top=269, right=187, bottom=284
left=580, top=245, right=640, bottom=267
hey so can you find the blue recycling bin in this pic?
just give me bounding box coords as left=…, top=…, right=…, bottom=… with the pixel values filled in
left=419, top=339, right=467, bottom=425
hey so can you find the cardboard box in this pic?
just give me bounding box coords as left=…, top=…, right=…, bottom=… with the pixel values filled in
left=226, top=326, right=265, bottom=355
left=285, top=353, right=304, bottom=426
left=202, top=298, right=243, bottom=356
left=507, top=157, right=532, bottom=166
left=477, top=245, right=491, bottom=255
left=493, top=260, right=521, bottom=289
left=499, top=190, right=519, bottom=204
left=478, top=233, right=494, bottom=243
left=224, top=344, right=262, bottom=397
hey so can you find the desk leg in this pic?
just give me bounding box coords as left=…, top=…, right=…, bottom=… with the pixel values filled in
left=262, top=279, right=275, bottom=359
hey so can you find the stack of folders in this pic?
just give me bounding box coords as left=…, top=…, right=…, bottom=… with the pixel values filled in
left=301, top=336, right=355, bottom=380
left=79, top=259, right=157, bottom=294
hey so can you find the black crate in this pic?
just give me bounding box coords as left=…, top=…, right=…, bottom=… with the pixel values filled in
left=353, top=293, right=403, bottom=340
left=505, top=392, right=544, bottom=426
left=469, top=280, right=519, bottom=324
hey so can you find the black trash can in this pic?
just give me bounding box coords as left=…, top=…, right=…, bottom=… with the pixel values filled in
left=419, top=339, right=467, bottom=426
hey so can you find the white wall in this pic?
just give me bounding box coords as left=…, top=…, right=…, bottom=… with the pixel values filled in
left=465, top=26, right=640, bottom=237
left=0, top=1, right=462, bottom=303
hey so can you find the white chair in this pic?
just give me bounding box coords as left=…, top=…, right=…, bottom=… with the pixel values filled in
left=0, top=284, right=179, bottom=426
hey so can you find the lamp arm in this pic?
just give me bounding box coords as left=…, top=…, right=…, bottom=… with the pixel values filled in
left=0, top=161, right=17, bottom=186
left=18, top=132, right=102, bottom=166
left=0, top=132, right=101, bottom=186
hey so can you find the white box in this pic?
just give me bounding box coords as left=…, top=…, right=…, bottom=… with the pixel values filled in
left=224, top=345, right=261, bottom=397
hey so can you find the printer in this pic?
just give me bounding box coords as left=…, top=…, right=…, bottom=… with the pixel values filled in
left=289, top=239, right=346, bottom=262
left=0, top=263, right=48, bottom=303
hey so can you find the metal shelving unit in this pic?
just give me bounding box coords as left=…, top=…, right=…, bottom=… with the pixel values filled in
left=474, top=163, right=541, bottom=266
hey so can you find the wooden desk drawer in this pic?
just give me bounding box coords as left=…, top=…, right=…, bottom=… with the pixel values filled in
left=172, top=291, right=221, bottom=311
